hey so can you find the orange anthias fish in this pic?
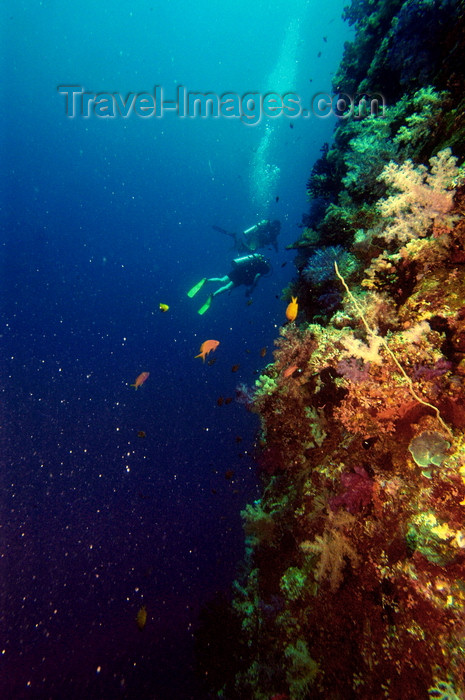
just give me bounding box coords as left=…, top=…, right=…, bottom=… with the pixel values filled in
left=136, top=605, right=147, bottom=630
left=285, top=296, right=298, bottom=322
left=283, top=364, right=299, bottom=378
left=195, top=339, right=220, bottom=362
left=131, top=371, right=150, bottom=389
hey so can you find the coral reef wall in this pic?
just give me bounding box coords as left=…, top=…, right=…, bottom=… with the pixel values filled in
left=196, top=2, right=465, bottom=699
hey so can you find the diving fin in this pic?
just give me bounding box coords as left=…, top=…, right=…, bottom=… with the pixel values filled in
left=187, top=278, right=207, bottom=298
left=198, top=295, right=213, bottom=315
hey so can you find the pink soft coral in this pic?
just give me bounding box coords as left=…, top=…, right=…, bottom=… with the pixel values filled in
left=330, top=466, right=373, bottom=514
left=378, top=148, right=458, bottom=243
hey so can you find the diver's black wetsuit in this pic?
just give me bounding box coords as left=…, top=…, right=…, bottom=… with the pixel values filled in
left=227, top=254, right=270, bottom=286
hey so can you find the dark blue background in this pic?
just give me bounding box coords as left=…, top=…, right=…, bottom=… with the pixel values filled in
left=1, top=1, right=351, bottom=697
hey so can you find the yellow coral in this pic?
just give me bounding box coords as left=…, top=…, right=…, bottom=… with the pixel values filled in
left=254, top=372, right=277, bottom=397
left=430, top=523, right=453, bottom=541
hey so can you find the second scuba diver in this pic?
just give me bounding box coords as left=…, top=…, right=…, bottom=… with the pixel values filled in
left=212, top=219, right=281, bottom=253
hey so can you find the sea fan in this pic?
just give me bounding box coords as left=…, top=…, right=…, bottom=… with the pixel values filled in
left=303, top=246, right=359, bottom=287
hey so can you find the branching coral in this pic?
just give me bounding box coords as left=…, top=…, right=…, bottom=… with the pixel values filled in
left=254, top=372, right=278, bottom=399
left=333, top=368, right=416, bottom=436
left=335, top=262, right=452, bottom=437
left=393, top=87, right=450, bottom=158
left=241, top=500, right=276, bottom=547
left=342, top=114, right=398, bottom=201
left=378, top=148, right=459, bottom=244
left=339, top=333, right=384, bottom=365
left=284, top=640, right=319, bottom=699
left=301, top=512, right=360, bottom=592
left=280, top=567, right=307, bottom=602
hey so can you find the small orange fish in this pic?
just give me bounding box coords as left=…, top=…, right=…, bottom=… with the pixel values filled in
left=195, top=339, right=220, bottom=362
left=136, top=605, right=147, bottom=630
left=131, top=371, right=150, bottom=389
left=260, top=347, right=267, bottom=357
left=283, top=364, right=299, bottom=378
left=286, top=296, right=298, bottom=322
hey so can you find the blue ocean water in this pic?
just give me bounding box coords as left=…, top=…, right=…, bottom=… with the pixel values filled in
left=1, top=1, right=351, bottom=697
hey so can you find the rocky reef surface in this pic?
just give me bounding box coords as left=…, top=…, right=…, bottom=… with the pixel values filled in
left=196, top=2, right=465, bottom=697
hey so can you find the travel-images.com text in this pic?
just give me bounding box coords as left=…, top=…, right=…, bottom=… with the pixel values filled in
left=58, top=86, right=386, bottom=125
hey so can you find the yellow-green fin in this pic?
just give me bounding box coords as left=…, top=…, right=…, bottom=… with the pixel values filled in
left=198, top=296, right=212, bottom=315
left=187, top=278, right=207, bottom=298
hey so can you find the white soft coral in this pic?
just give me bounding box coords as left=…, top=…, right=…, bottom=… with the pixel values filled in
left=378, top=148, right=458, bottom=243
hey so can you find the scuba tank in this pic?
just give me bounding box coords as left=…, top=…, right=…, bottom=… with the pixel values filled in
left=232, top=254, right=262, bottom=268
left=232, top=254, right=271, bottom=275
left=243, top=219, right=268, bottom=236
left=231, top=254, right=272, bottom=287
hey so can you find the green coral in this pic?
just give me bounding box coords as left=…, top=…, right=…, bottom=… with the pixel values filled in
left=428, top=678, right=461, bottom=700
left=284, top=639, right=319, bottom=699
left=280, top=567, right=307, bottom=601
left=342, top=114, right=398, bottom=202
left=406, top=512, right=460, bottom=566
left=318, top=203, right=359, bottom=245
left=394, top=87, right=450, bottom=158
left=333, top=0, right=404, bottom=96
left=287, top=226, right=321, bottom=250
left=241, top=500, right=276, bottom=547
left=304, top=406, right=327, bottom=448
left=254, top=372, right=278, bottom=398
left=408, top=431, right=450, bottom=472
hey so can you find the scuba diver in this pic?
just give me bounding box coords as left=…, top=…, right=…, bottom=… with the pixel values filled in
left=212, top=219, right=281, bottom=253
left=187, top=253, right=272, bottom=315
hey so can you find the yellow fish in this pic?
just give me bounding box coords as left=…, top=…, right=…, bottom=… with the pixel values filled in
left=285, top=296, right=298, bottom=322
left=195, top=339, right=220, bottom=362
left=136, top=605, right=147, bottom=630
left=159, top=303, right=169, bottom=312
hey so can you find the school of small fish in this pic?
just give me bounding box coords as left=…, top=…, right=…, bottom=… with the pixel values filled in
left=126, top=293, right=302, bottom=618
left=131, top=297, right=299, bottom=392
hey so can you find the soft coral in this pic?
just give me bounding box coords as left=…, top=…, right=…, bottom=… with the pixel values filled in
left=330, top=465, right=374, bottom=514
